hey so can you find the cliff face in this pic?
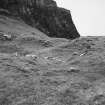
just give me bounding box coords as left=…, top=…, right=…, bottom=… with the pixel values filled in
left=0, top=0, right=80, bottom=39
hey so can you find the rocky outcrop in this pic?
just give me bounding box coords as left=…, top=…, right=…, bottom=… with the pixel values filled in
left=0, top=0, right=80, bottom=39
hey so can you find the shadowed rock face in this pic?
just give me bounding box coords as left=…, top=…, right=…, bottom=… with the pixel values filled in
left=0, top=0, right=80, bottom=39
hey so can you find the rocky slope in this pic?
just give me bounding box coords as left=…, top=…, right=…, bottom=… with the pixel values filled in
left=0, top=0, right=80, bottom=39
left=0, top=1, right=105, bottom=105
left=0, top=13, right=105, bottom=105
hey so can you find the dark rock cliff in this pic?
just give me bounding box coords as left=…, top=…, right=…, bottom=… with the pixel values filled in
left=0, top=0, right=80, bottom=39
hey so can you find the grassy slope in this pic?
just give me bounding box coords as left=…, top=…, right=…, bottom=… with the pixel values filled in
left=0, top=15, right=105, bottom=105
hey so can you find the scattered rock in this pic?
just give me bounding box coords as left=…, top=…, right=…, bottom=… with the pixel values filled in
left=0, top=31, right=16, bottom=41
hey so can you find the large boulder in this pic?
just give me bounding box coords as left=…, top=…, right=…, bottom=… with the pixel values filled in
left=0, top=0, right=80, bottom=39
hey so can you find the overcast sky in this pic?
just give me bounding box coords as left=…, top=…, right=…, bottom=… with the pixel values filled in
left=55, top=0, right=105, bottom=36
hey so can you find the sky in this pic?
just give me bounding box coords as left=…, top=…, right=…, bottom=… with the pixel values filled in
left=55, top=0, right=105, bottom=36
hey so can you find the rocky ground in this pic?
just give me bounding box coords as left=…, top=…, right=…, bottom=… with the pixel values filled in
left=0, top=14, right=105, bottom=105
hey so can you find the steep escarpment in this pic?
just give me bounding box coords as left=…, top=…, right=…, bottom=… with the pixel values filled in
left=0, top=0, right=80, bottom=39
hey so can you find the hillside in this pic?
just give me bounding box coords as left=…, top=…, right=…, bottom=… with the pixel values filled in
left=0, top=14, right=105, bottom=105
left=0, top=0, right=105, bottom=105
left=0, top=0, right=80, bottom=39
